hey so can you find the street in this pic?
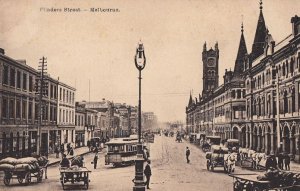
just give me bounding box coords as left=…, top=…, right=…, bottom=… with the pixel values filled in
left=0, top=135, right=260, bottom=191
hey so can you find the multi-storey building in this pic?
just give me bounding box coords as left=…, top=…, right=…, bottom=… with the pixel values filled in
left=186, top=2, right=300, bottom=162
left=142, top=112, right=158, bottom=132
left=75, top=103, right=86, bottom=147
left=57, top=81, right=76, bottom=146
left=0, top=48, right=72, bottom=158
left=0, top=50, right=38, bottom=158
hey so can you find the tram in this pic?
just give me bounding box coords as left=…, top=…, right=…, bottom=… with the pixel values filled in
left=105, top=137, right=148, bottom=167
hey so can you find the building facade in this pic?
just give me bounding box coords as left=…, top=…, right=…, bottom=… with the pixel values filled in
left=186, top=2, right=300, bottom=161
left=57, top=81, right=76, bottom=146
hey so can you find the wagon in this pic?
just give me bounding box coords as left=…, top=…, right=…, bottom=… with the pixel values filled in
left=206, top=145, right=228, bottom=172
left=229, top=173, right=298, bottom=191
left=3, top=164, right=45, bottom=186
left=59, top=167, right=91, bottom=190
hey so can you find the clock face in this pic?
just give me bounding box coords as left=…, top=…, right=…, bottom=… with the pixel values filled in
left=207, top=58, right=215, bottom=67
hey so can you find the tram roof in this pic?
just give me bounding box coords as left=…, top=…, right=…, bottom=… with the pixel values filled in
left=106, top=138, right=138, bottom=145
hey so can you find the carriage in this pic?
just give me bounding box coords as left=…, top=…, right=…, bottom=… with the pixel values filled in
left=206, top=145, right=228, bottom=172
left=202, top=136, right=221, bottom=152
left=59, top=166, right=91, bottom=190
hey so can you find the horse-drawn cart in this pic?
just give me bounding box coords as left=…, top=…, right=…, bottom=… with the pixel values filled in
left=0, top=156, right=48, bottom=186
left=3, top=164, right=44, bottom=186
left=59, top=167, right=91, bottom=190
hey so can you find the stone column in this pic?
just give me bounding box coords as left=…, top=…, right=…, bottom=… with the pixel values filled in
left=265, top=132, right=269, bottom=154
left=261, top=133, right=265, bottom=152
left=250, top=130, right=253, bottom=150
left=270, top=132, right=275, bottom=154
left=245, top=130, right=249, bottom=148
left=295, top=82, right=299, bottom=112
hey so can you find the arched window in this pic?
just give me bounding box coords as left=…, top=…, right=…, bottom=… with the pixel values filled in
left=282, top=63, right=286, bottom=76
left=291, top=57, right=294, bottom=74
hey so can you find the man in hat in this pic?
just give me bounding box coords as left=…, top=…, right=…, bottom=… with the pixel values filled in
left=186, top=147, right=190, bottom=163
left=144, top=160, right=152, bottom=189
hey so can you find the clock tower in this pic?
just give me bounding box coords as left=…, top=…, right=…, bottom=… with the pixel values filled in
left=202, top=42, right=219, bottom=98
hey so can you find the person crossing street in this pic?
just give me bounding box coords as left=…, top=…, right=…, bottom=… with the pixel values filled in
left=186, top=147, right=190, bottom=163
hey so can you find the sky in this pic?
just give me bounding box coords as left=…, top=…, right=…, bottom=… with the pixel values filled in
left=0, top=0, right=299, bottom=122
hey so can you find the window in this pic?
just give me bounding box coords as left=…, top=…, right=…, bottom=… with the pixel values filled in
left=22, top=100, right=26, bottom=119
left=3, top=65, right=9, bottom=85
left=28, top=102, right=32, bottom=120
left=231, top=90, right=236, bottom=99
left=29, top=76, right=33, bottom=92
left=17, top=71, right=21, bottom=88
left=10, top=68, right=15, bottom=87
left=9, top=99, right=14, bottom=118
left=2, top=98, right=8, bottom=118
left=35, top=103, right=39, bottom=121
left=60, top=88, right=62, bottom=100
left=16, top=100, right=21, bottom=118
left=23, top=73, right=27, bottom=90
left=237, top=90, right=241, bottom=99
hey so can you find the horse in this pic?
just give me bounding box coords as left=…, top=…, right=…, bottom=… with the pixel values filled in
left=224, top=152, right=238, bottom=173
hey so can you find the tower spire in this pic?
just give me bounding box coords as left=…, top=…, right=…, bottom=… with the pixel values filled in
left=233, top=21, right=248, bottom=79
left=251, top=0, right=267, bottom=60
left=260, top=0, right=263, bottom=11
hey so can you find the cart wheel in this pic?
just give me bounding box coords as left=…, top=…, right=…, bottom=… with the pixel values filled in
left=25, top=172, right=31, bottom=185
left=18, top=177, right=23, bottom=184
left=3, top=177, right=11, bottom=186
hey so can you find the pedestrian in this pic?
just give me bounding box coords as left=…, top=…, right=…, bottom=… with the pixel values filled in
left=67, top=143, right=71, bottom=155
left=144, top=160, right=152, bottom=189
left=93, top=153, right=98, bottom=169
left=186, top=147, right=190, bottom=163
left=60, top=143, right=65, bottom=157
left=284, top=154, right=290, bottom=171
left=278, top=153, right=283, bottom=170
left=55, top=145, right=60, bottom=158
left=70, top=146, right=74, bottom=156
left=87, top=140, right=91, bottom=151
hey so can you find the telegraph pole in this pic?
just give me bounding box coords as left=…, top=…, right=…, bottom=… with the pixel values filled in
left=36, top=57, right=47, bottom=156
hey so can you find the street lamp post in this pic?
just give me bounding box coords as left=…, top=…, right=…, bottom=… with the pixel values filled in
left=133, top=41, right=146, bottom=191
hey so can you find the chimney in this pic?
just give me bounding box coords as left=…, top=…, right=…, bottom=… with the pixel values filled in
left=0, top=48, right=5, bottom=55
left=291, top=15, right=300, bottom=36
